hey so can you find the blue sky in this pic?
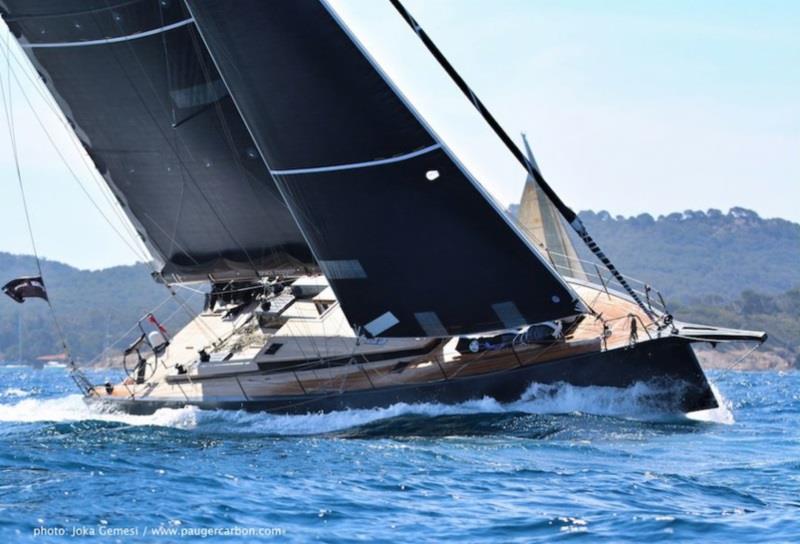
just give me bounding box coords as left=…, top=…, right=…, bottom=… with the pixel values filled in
left=0, top=0, right=797, bottom=270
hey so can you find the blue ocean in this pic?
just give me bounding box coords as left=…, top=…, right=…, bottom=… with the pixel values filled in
left=0, top=366, right=797, bottom=543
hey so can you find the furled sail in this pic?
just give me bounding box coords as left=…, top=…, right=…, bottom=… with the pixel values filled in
left=1, top=0, right=315, bottom=282
left=516, top=134, right=587, bottom=281
left=185, top=0, right=587, bottom=338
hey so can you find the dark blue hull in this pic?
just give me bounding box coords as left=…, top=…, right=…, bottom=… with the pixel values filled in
left=90, top=337, right=717, bottom=416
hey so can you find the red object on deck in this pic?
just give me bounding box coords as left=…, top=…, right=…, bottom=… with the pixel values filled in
left=146, top=313, right=168, bottom=335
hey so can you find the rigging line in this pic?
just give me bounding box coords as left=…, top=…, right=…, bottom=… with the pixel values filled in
left=0, top=35, right=152, bottom=261
left=181, top=1, right=329, bottom=254
left=142, top=210, right=200, bottom=266
left=158, top=2, right=184, bottom=261
left=98, top=3, right=262, bottom=278
left=388, top=0, right=654, bottom=320
left=0, top=32, right=73, bottom=365
left=0, top=45, right=37, bottom=274
left=88, top=291, right=178, bottom=365
left=169, top=285, right=219, bottom=345
left=183, top=26, right=286, bottom=269
left=723, top=342, right=762, bottom=372
left=5, top=1, right=142, bottom=22
left=94, top=6, right=227, bottom=270
left=0, top=58, right=152, bottom=264
left=173, top=283, right=206, bottom=295
left=99, top=13, right=261, bottom=277
left=166, top=179, right=188, bottom=265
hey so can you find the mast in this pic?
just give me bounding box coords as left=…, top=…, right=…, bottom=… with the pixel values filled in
left=388, top=0, right=654, bottom=319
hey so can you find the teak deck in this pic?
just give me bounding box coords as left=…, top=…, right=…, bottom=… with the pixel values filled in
left=95, top=281, right=659, bottom=403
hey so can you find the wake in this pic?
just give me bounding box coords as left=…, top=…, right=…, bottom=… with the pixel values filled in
left=0, top=380, right=734, bottom=434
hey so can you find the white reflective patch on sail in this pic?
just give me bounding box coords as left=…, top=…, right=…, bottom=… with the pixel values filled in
left=22, top=18, right=195, bottom=49
left=170, top=79, right=228, bottom=109
left=319, top=260, right=367, bottom=280
left=269, top=143, right=441, bottom=176
left=364, top=311, right=400, bottom=337
left=492, top=301, right=526, bottom=329
left=414, top=312, right=448, bottom=337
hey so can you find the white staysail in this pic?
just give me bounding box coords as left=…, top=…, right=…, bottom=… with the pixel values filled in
left=517, top=134, right=587, bottom=281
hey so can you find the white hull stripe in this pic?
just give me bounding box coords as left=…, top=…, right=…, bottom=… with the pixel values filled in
left=270, top=143, right=441, bottom=176
left=22, top=18, right=195, bottom=49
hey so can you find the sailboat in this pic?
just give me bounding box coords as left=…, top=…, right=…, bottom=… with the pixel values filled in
left=1, top=0, right=765, bottom=415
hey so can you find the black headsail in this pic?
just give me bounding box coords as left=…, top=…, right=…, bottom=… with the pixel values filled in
left=185, top=0, right=587, bottom=338
left=388, top=0, right=655, bottom=320
left=1, top=0, right=315, bottom=282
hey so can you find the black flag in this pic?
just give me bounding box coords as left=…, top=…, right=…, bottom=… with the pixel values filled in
left=2, top=276, right=48, bottom=304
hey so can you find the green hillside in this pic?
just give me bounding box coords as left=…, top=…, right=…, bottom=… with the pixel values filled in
left=570, top=208, right=798, bottom=366
left=576, top=207, right=799, bottom=302
left=0, top=253, right=198, bottom=364
left=0, top=207, right=797, bottom=367
left=674, top=289, right=800, bottom=367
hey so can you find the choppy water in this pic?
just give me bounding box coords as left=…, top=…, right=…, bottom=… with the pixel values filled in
left=0, top=366, right=798, bottom=543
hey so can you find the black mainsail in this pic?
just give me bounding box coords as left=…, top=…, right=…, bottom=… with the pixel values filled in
left=184, top=0, right=586, bottom=337
left=1, top=0, right=315, bottom=282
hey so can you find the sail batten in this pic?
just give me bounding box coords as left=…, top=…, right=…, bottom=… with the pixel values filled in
left=269, top=143, right=442, bottom=176
left=186, top=0, right=586, bottom=337
left=20, top=18, right=195, bottom=49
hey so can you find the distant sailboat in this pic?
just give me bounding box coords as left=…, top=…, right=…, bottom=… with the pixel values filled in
left=0, top=0, right=765, bottom=415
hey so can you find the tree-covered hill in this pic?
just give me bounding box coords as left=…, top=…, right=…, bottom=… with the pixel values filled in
left=0, top=253, right=198, bottom=364
left=576, top=207, right=799, bottom=303
left=0, top=207, right=797, bottom=367
left=573, top=208, right=799, bottom=366
left=674, top=288, right=800, bottom=368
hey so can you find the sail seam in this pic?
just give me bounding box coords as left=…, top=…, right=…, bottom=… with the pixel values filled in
left=269, top=143, right=441, bottom=176
left=21, top=18, right=194, bottom=49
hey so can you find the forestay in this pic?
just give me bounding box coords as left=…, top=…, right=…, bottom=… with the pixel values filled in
left=1, top=0, right=315, bottom=282
left=185, top=0, right=586, bottom=337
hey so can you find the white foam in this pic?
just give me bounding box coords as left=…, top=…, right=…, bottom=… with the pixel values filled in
left=512, top=381, right=680, bottom=417
left=195, top=396, right=509, bottom=436
left=2, top=387, right=31, bottom=398
left=0, top=380, right=732, bottom=434
left=194, top=381, right=706, bottom=436
left=0, top=394, right=198, bottom=429
left=686, top=383, right=735, bottom=425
